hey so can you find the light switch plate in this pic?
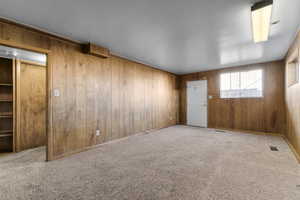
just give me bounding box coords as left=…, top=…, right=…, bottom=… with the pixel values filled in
left=53, top=89, right=60, bottom=97
left=96, top=130, right=100, bottom=136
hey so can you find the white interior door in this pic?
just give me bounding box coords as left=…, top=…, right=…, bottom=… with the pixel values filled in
left=187, top=80, right=208, bottom=127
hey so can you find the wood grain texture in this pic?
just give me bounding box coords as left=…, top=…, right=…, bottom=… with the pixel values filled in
left=16, top=61, right=46, bottom=151
left=83, top=43, right=110, bottom=58
left=0, top=136, right=12, bottom=152
left=0, top=57, right=14, bottom=152
left=50, top=42, right=179, bottom=159
left=0, top=58, right=13, bottom=84
left=179, top=61, right=286, bottom=134
left=285, top=31, right=300, bottom=160
left=0, top=20, right=179, bottom=159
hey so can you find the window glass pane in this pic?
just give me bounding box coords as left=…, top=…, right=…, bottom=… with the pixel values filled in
left=220, top=73, right=230, bottom=90
left=230, top=72, right=240, bottom=90
left=220, top=69, right=263, bottom=98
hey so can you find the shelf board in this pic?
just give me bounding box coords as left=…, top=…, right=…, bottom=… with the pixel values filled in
left=0, top=112, right=13, bottom=116
left=0, top=99, right=13, bottom=102
left=0, top=133, right=12, bottom=138
left=0, top=83, right=13, bottom=86
left=0, top=130, right=13, bottom=134
left=0, top=115, right=13, bottom=118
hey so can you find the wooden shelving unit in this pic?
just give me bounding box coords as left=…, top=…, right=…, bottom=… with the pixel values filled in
left=0, top=57, right=14, bottom=152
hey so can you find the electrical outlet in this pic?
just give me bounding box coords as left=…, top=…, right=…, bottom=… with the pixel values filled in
left=96, top=130, right=100, bottom=136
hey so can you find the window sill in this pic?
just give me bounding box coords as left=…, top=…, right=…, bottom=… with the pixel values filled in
left=219, top=96, right=264, bottom=99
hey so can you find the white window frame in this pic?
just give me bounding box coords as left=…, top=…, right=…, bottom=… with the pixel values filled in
left=220, top=69, right=264, bottom=99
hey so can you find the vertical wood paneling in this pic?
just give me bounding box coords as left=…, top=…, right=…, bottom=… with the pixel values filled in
left=155, top=70, right=162, bottom=129
left=0, top=21, right=180, bottom=159
left=111, top=57, right=123, bottom=140
left=144, top=67, right=153, bottom=130
left=134, top=64, right=145, bottom=133
left=179, top=61, right=286, bottom=134
left=285, top=31, right=300, bottom=159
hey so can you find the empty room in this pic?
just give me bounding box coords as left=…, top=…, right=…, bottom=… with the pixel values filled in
left=0, top=0, right=299, bottom=199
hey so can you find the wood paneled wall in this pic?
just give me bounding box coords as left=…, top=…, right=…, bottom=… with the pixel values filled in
left=0, top=20, right=179, bottom=160
left=179, top=61, right=286, bottom=134
left=285, top=31, right=300, bottom=159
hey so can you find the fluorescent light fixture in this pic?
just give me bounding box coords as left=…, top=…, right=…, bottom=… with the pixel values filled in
left=251, top=0, right=273, bottom=43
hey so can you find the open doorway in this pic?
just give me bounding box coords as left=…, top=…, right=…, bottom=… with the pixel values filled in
left=0, top=44, right=47, bottom=160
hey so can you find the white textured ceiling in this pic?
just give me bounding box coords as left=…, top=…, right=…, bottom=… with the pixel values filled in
left=0, top=0, right=299, bottom=74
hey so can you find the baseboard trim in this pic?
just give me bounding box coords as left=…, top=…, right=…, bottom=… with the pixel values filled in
left=187, top=126, right=300, bottom=164
left=48, top=125, right=174, bottom=161
left=282, top=136, right=300, bottom=164
left=181, top=125, right=282, bottom=137
left=215, top=128, right=300, bottom=164
left=49, top=132, right=146, bottom=161
left=212, top=127, right=282, bottom=137
left=49, top=125, right=300, bottom=164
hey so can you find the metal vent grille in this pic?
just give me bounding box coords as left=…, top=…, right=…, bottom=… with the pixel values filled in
left=270, top=146, right=279, bottom=151
left=215, top=130, right=226, bottom=133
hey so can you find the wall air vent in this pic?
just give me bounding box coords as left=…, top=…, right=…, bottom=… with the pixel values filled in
left=215, top=130, right=226, bottom=133
left=270, top=146, right=279, bottom=151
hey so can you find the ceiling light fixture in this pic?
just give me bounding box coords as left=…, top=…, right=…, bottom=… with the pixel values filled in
left=251, top=0, right=273, bottom=43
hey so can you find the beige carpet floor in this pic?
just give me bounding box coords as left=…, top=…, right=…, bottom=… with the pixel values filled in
left=0, top=125, right=300, bottom=200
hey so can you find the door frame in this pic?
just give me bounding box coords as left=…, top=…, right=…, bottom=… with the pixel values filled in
left=186, top=79, right=208, bottom=128
left=0, top=39, right=53, bottom=161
